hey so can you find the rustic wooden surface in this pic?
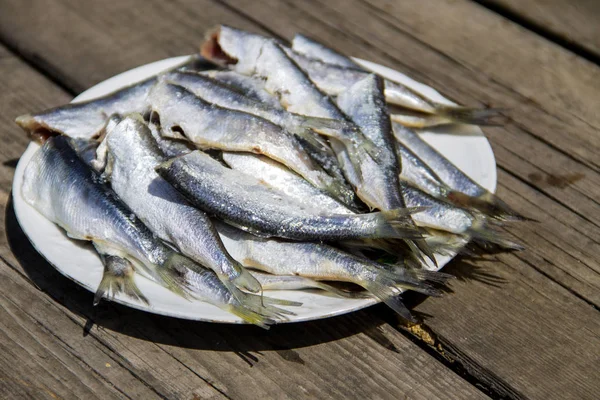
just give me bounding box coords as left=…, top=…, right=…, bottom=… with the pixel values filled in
left=0, top=1, right=598, bottom=399
left=479, top=0, right=600, bottom=61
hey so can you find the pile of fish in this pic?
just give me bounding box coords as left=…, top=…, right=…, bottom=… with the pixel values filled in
left=16, top=26, right=527, bottom=328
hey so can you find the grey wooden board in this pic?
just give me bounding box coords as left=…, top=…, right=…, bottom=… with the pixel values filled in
left=0, top=0, right=599, bottom=398
left=480, top=0, right=600, bottom=59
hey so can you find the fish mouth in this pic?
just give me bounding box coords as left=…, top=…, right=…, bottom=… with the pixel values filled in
left=200, top=26, right=238, bottom=66
left=15, top=114, right=58, bottom=144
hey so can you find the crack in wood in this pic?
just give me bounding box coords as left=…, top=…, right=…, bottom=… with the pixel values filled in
left=474, top=0, right=600, bottom=66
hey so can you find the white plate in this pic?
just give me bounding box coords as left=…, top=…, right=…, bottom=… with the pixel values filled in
left=12, top=56, right=496, bottom=323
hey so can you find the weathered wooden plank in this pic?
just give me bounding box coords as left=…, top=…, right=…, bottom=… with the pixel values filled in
left=0, top=38, right=485, bottom=400
left=479, top=0, right=600, bottom=60
left=1, top=0, right=599, bottom=398
left=0, top=268, right=163, bottom=400
left=403, top=250, right=600, bottom=400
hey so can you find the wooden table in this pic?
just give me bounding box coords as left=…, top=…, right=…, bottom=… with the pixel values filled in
left=0, top=1, right=598, bottom=399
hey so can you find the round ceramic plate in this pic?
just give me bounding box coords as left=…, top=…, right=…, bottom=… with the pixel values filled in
left=12, top=56, right=496, bottom=323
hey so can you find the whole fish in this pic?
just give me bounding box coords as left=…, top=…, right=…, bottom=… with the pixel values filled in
left=284, top=40, right=500, bottom=128
left=22, top=136, right=292, bottom=328
left=216, top=222, right=451, bottom=322
left=149, top=81, right=352, bottom=204
left=222, top=150, right=517, bottom=249
left=156, top=150, right=422, bottom=241
left=250, top=271, right=368, bottom=299
left=183, top=69, right=350, bottom=184
left=336, top=74, right=434, bottom=264
left=336, top=74, right=402, bottom=210
left=102, top=115, right=262, bottom=294
left=393, top=123, right=528, bottom=221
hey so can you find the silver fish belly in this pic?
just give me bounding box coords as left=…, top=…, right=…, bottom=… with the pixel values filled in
left=222, top=152, right=354, bottom=214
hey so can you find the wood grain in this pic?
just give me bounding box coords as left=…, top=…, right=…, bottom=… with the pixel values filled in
left=0, top=0, right=599, bottom=398
left=479, top=0, right=600, bottom=60
left=0, top=37, right=485, bottom=400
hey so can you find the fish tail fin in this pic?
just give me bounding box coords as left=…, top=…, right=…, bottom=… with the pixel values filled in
left=359, top=274, right=418, bottom=322
left=448, top=191, right=534, bottom=222
left=467, top=219, right=525, bottom=251
left=227, top=288, right=302, bottom=328
left=391, top=106, right=506, bottom=128
left=406, top=238, right=438, bottom=268
left=423, top=229, right=470, bottom=257
left=380, top=267, right=447, bottom=297
left=94, top=255, right=149, bottom=306
left=433, top=105, right=507, bottom=126
left=409, top=269, right=455, bottom=285
left=373, top=208, right=428, bottom=240
left=226, top=305, right=276, bottom=330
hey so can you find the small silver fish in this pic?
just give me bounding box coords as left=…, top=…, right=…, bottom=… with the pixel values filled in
left=164, top=70, right=354, bottom=144
left=156, top=150, right=422, bottom=241
left=15, top=55, right=217, bottom=141
left=162, top=70, right=358, bottom=186
left=200, top=26, right=380, bottom=171
left=149, top=80, right=351, bottom=204
left=216, top=222, right=451, bottom=322
left=336, top=74, right=435, bottom=264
